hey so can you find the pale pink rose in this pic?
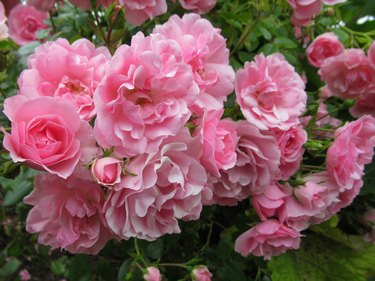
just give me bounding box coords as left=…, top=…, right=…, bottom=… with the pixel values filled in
left=194, top=110, right=237, bottom=177
left=251, top=183, right=291, bottom=221
left=104, top=128, right=207, bottom=240
left=0, top=1, right=9, bottom=40
left=235, top=219, right=301, bottom=260
left=2, top=95, right=97, bottom=179
left=119, top=0, right=167, bottom=26
left=92, top=157, right=122, bottom=186
left=306, top=32, right=344, bottom=67
left=144, top=267, right=161, bottom=281
left=24, top=173, right=114, bottom=254
left=319, top=49, right=375, bottom=99
left=27, top=0, right=55, bottom=11
left=68, top=0, right=113, bottom=10
left=326, top=115, right=375, bottom=191
left=19, top=269, right=31, bottom=281
left=8, top=3, right=48, bottom=45
left=18, top=38, right=111, bottom=121
left=94, top=32, right=198, bottom=157
left=235, top=53, right=307, bottom=130
left=318, top=85, right=334, bottom=99
left=271, top=126, right=307, bottom=180
left=153, top=13, right=235, bottom=114
left=192, top=266, right=212, bottom=281
left=369, top=41, right=375, bottom=69
left=288, top=0, right=322, bottom=26
left=178, top=0, right=216, bottom=14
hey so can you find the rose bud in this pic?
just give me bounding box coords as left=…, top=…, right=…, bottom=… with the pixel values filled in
left=91, top=157, right=122, bottom=186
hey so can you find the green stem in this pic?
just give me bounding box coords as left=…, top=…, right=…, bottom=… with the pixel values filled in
left=49, top=11, right=56, bottom=33
left=158, top=263, right=189, bottom=269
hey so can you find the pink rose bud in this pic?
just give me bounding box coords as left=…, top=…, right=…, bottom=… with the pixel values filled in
left=306, top=32, right=344, bottom=68
left=19, top=269, right=31, bottom=281
left=143, top=267, right=161, bottom=281
left=92, top=157, right=122, bottom=186
left=192, top=266, right=213, bottom=281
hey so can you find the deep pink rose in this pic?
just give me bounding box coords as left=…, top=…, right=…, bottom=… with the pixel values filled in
left=306, top=32, right=344, bottom=67
left=192, top=266, right=212, bottom=281
left=2, top=95, right=97, bottom=179
left=288, top=0, right=322, bottom=25
left=92, top=157, right=122, bottom=186
left=104, top=128, right=207, bottom=240
left=235, top=219, right=301, bottom=260
left=94, top=32, right=198, bottom=157
left=0, top=1, right=8, bottom=40
left=251, top=183, right=291, bottom=221
left=144, top=267, right=161, bottom=281
left=27, top=0, right=55, bottom=11
left=194, top=110, right=238, bottom=177
left=153, top=13, right=235, bottom=114
left=327, top=115, right=375, bottom=190
left=369, top=41, right=375, bottom=69
left=319, top=49, right=375, bottom=99
left=68, top=0, right=113, bottom=10
left=178, top=0, right=216, bottom=14
left=119, top=0, right=167, bottom=26
left=271, top=126, right=307, bottom=180
left=235, top=53, right=307, bottom=130
left=18, top=38, right=111, bottom=121
left=350, top=94, right=375, bottom=118
left=8, top=3, right=48, bottom=45
left=24, top=174, right=114, bottom=254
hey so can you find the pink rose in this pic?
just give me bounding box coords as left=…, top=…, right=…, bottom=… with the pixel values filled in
left=306, top=32, right=344, bottom=67
left=27, top=0, right=55, bottom=11
left=288, top=0, right=322, bottom=25
left=68, top=0, right=113, bottom=10
left=326, top=115, right=375, bottom=190
left=192, top=266, right=212, bottom=281
left=234, top=219, right=301, bottom=260
left=318, top=86, right=334, bottom=99
left=24, top=173, right=114, bottom=254
left=319, top=49, right=375, bottom=99
left=153, top=13, right=235, bottom=114
left=2, top=95, right=97, bottom=179
left=251, top=183, right=291, bottom=221
left=271, top=126, right=307, bottom=180
left=369, top=41, right=375, bottom=69
left=8, top=3, right=48, bottom=45
left=0, top=1, right=8, bottom=40
left=94, top=32, right=198, bottom=157
left=235, top=53, right=307, bottom=130
left=119, top=0, right=167, bottom=26
left=144, top=267, right=161, bottom=281
left=19, top=269, right=31, bottom=281
left=350, top=93, right=375, bottom=118
left=194, top=110, right=238, bottom=177
left=18, top=38, right=111, bottom=121
left=104, top=128, right=207, bottom=240
left=178, top=0, right=216, bottom=14
left=92, top=157, right=122, bottom=186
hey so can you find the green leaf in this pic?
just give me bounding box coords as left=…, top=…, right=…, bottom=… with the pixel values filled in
left=0, top=258, right=22, bottom=277
left=118, top=259, right=133, bottom=281
left=98, top=259, right=116, bottom=281
left=146, top=239, right=164, bottom=260
left=51, top=257, right=67, bottom=276
left=65, top=255, right=92, bottom=281
left=274, top=37, right=298, bottom=49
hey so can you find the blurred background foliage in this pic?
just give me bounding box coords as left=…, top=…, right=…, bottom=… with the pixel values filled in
left=1, top=0, right=375, bottom=280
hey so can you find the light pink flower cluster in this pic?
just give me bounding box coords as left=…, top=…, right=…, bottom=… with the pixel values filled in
left=0, top=1, right=8, bottom=40
left=288, top=0, right=347, bottom=27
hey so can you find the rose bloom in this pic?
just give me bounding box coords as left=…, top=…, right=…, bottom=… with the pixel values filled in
left=2, top=95, right=97, bottom=179
left=18, top=38, right=111, bottom=121
left=27, top=0, right=55, bottom=11
left=235, top=219, right=301, bottom=260
left=350, top=93, right=375, bottom=118
left=7, top=3, right=48, bottom=45
left=92, top=157, right=122, bottom=187
left=0, top=1, right=9, bottom=40
left=178, top=0, right=216, bottom=14
left=118, top=0, right=167, bottom=26
left=104, top=128, right=207, bottom=240
left=94, top=32, right=198, bottom=157
left=369, top=41, right=375, bottom=69
left=319, top=48, right=375, bottom=99
left=24, top=173, right=114, bottom=254
left=271, top=126, right=307, bottom=180
left=194, top=110, right=237, bottom=177
left=68, top=0, right=113, bottom=10
left=153, top=13, right=235, bottom=114
left=288, top=0, right=322, bottom=25
left=251, top=183, right=291, bottom=221
left=326, top=115, right=375, bottom=191
left=144, top=267, right=161, bottom=281
left=192, top=266, right=212, bottom=281
left=306, top=32, right=344, bottom=67
left=235, top=53, right=307, bottom=130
